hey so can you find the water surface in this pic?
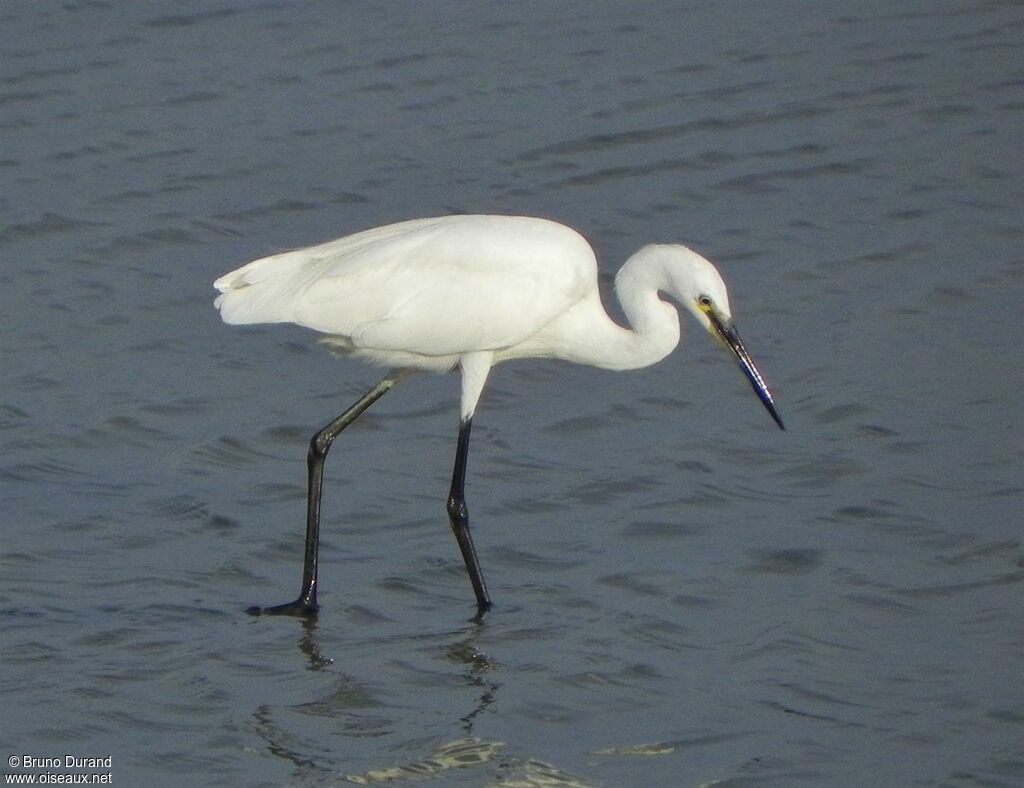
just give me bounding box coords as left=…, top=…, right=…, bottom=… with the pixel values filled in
left=2, top=2, right=1022, bottom=786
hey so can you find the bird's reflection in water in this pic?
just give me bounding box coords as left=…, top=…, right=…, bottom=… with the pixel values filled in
left=442, top=623, right=500, bottom=736
left=251, top=619, right=505, bottom=783
left=296, top=614, right=332, bottom=671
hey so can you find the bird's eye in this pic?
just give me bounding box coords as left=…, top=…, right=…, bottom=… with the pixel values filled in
left=697, top=295, right=713, bottom=310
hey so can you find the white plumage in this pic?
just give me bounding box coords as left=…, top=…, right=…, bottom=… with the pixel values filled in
left=213, top=214, right=783, bottom=616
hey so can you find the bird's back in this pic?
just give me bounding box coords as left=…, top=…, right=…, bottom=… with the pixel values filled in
left=213, top=215, right=598, bottom=365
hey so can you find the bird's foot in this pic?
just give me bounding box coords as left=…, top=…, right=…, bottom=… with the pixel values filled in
left=470, top=599, right=492, bottom=624
left=247, top=596, right=319, bottom=617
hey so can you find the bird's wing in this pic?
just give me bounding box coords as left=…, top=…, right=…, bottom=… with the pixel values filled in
left=290, top=216, right=598, bottom=357
left=213, top=217, right=447, bottom=325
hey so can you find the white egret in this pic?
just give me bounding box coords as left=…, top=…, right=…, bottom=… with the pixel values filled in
left=213, top=214, right=784, bottom=617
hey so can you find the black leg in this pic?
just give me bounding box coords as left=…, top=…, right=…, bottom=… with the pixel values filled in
left=249, top=376, right=395, bottom=616
left=446, top=417, right=492, bottom=616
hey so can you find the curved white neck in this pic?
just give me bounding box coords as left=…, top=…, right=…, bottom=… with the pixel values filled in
left=556, top=246, right=683, bottom=372
left=607, top=246, right=686, bottom=370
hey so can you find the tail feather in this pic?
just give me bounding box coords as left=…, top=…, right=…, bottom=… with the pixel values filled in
left=213, top=250, right=310, bottom=325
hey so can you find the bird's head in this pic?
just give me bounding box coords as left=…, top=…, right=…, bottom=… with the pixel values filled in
left=667, top=246, right=786, bottom=431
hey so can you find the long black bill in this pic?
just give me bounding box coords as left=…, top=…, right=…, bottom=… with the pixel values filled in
left=708, top=310, right=785, bottom=430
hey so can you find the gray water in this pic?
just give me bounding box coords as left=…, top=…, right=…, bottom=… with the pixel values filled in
left=2, top=2, right=1022, bottom=786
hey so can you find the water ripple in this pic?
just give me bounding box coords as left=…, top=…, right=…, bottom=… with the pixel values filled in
left=2, top=3, right=1021, bottom=786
